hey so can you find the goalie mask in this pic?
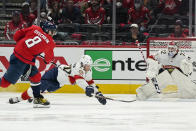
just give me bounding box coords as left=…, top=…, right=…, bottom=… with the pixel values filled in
left=167, top=42, right=179, bottom=58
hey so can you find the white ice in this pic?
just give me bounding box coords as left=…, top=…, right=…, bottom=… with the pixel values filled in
left=1, top=93, right=196, bottom=131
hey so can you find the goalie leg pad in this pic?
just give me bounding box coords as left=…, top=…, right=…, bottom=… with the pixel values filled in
left=136, top=83, right=158, bottom=100
left=171, top=69, right=196, bottom=99
left=156, top=70, right=177, bottom=92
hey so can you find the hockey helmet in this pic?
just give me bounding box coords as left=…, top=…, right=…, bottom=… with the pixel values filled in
left=41, top=21, right=56, bottom=34
left=79, top=55, right=93, bottom=66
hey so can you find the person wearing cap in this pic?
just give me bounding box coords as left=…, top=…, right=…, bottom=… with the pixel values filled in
left=4, top=11, right=26, bottom=40
left=169, top=20, right=188, bottom=38
left=125, top=23, right=146, bottom=43
left=20, top=2, right=36, bottom=27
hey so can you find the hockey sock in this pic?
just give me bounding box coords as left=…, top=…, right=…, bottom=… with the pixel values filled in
left=21, top=90, right=31, bottom=100
left=31, top=84, right=41, bottom=98
left=0, top=77, right=11, bottom=88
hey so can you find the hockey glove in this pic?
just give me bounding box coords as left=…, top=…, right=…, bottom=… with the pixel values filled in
left=85, top=86, right=94, bottom=97
left=95, top=92, right=107, bottom=105
left=59, top=65, right=71, bottom=74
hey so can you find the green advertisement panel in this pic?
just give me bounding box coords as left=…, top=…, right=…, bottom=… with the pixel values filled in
left=85, top=50, right=112, bottom=79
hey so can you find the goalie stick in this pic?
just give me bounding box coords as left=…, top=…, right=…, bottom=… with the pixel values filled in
left=136, top=40, right=161, bottom=94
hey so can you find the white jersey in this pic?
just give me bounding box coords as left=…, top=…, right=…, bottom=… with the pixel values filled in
left=146, top=50, right=193, bottom=79
left=153, top=50, right=190, bottom=68
left=57, top=62, right=97, bottom=92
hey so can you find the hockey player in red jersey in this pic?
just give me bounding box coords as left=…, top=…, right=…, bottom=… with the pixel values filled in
left=9, top=55, right=107, bottom=105
left=0, top=21, right=56, bottom=108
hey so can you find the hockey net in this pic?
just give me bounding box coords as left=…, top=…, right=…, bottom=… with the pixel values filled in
left=146, top=37, right=196, bottom=96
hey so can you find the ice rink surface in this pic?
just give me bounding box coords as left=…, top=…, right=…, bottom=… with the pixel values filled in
left=1, top=93, right=196, bottom=131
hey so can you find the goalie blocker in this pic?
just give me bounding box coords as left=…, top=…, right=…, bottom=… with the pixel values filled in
left=136, top=69, right=196, bottom=100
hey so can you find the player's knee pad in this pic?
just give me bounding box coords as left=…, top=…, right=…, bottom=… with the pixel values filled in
left=0, top=77, right=11, bottom=88
left=29, top=72, right=41, bottom=84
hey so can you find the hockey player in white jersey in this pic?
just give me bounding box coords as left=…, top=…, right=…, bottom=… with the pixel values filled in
left=136, top=42, right=194, bottom=100
left=9, top=55, right=107, bottom=105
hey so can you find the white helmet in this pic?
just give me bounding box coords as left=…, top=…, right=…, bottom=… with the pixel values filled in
left=79, top=55, right=93, bottom=66
left=167, top=42, right=179, bottom=58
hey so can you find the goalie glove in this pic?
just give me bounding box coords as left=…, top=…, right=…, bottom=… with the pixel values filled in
left=146, top=58, right=159, bottom=79
left=95, top=92, right=107, bottom=105
left=180, top=59, right=193, bottom=76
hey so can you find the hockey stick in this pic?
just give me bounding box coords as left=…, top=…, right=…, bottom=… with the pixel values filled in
left=39, top=55, right=71, bottom=74
left=136, top=40, right=161, bottom=94
left=39, top=55, right=58, bottom=67
left=21, top=65, right=32, bottom=81
left=95, top=95, right=136, bottom=103
left=39, top=55, right=136, bottom=103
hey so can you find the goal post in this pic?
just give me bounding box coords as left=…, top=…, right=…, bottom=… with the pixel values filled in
left=146, top=37, right=196, bottom=82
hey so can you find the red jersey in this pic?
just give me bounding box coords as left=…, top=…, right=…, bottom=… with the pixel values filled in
left=4, top=20, right=26, bottom=40
left=158, top=0, right=181, bottom=15
left=122, top=0, right=134, bottom=8
left=85, top=7, right=105, bottom=25
left=128, top=6, right=151, bottom=26
left=20, top=13, right=36, bottom=27
left=13, top=25, right=55, bottom=65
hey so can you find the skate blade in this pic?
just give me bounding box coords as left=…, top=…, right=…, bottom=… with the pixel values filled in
left=33, top=104, right=50, bottom=108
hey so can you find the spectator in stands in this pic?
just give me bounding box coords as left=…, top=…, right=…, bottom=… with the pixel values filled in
left=80, top=1, right=91, bottom=17
left=125, top=24, right=146, bottom=43
left=29, top=0, right=37, bottom=17
left=84, top=0, right=106, bottom=25
left=157, top=0, right=182, bottom=15
left=128, top=0, right=151, bottom=32
left=62, top=0, right=82, bottom=24
left=20, top=2, right=36, bottom=27
left=4, top=11, right=26, bottom=40
left=107, top=0, right=128, bottom=24
left=122, top=0, right=134, bottom=9
left=26, top=0, right=47, bottom=12
left=48, top=1, right=63, bottom=25
left=144, top=0, right=158, bottom=15
left=48, top=0, right=65, bottom=10
left=34, top=12, right=53, bottom=26
left=101, top=0, right=112, bottom=23
left=169, top=19, right=188, bottom=38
